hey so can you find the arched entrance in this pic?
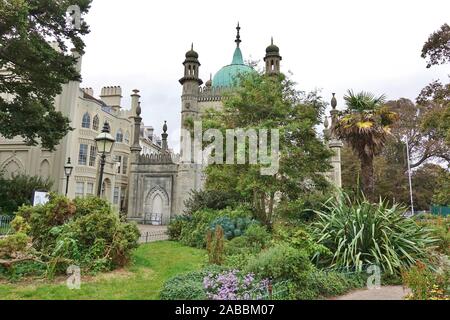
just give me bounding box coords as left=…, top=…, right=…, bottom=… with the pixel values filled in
left=143, top=186, right=170, bottom=225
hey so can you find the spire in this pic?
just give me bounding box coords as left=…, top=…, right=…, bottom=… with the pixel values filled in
left=235, top=22, right=241, bottom=48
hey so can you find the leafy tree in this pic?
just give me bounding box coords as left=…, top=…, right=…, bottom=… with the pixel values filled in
left=385, top=98, right=449, bottom=168
left=419, top=23, right=450, bottom=146
left=0, top=172, right=53, bottom=216
left=421, top=23, right=450, bottom=68
left=201, top=72, right=332, bottom=227
left=333, top=90, right=398, bottom=199
left=0, top=0, right=91, bottom=150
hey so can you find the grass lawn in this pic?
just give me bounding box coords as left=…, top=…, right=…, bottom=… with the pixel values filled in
left=0, top=241, right=205, bottom=300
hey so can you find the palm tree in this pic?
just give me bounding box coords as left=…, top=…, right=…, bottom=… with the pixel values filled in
left=333, top=90, right=398, bottom=199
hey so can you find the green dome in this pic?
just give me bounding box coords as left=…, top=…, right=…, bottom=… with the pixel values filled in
left=212, top=47, right=254, bottom=87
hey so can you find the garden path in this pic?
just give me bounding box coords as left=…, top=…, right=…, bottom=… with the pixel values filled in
left=331, top=286, right=411, bottom=300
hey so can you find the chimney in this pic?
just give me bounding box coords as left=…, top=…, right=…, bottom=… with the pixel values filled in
left=81, top=87, right=94, bottom=97
left=100, top=86, right=122, bottom=111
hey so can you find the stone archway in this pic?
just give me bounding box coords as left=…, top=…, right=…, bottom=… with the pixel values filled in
left=144, top=186, right=170, bottom=225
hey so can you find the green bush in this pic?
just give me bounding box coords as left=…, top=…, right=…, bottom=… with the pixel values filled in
left=209, top=216, right=255, bottom=240
left=276, top=192, right=331, bottom=222
left=0, top=173, right=53, bottom=216
left=311, top=192, right=436, bottom=274
left=296, top=271, right=365, bottom=299
left=160, top=266, right=226, bottom=300
left=245, top=244, right=313, bottom=282
left=175, top=207, right=252, bottom=248
left=402, top=261, right=449, bottom=300
left=183, top=190, right=244, bottom=215
left=167, top=216, right=190, bottom=241
left=13, top=195, right=140, bottom=276
left=273, top=224, right=331, bottom=260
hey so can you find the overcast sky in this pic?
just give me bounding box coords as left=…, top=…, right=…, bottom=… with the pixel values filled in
left=79, top=0, right=449, bottom=151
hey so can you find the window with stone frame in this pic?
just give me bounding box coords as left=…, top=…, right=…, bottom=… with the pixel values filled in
left=124, top=131, right=130, bottom=144
left=86, top=182, right=94, bottom=195
left=93, top=115, right=100, bottom=131
left=75, top=182, right=85, bottom=198
left=116, top=129, right=123, bottom=143
left=78, top=144, right=88, bottom=165
left=89, top=145, right=97, bottom=167
left=114, top=155, right=122, bottom=174
left=81, top=112, right=91, bottom=129
left=113, top=186, right=120, bottom=205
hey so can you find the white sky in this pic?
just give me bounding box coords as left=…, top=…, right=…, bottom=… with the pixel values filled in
left=80, top=0, right=449, bottom=151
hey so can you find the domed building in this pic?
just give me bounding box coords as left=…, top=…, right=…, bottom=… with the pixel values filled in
left=212, top=24, right=255, bottom=88
left=126, top=24, right=342, bottom=224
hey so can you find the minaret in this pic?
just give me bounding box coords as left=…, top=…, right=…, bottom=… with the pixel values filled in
left=179, top=43, right=203, bottom=130
left=327, top=93, right=343, bottom=188
left=264, top=37, right=282, bottom=75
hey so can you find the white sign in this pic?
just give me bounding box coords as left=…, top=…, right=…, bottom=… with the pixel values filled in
left=33, top=191, right=49, bottom=206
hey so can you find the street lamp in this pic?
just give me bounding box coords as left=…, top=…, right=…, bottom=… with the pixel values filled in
left=64, top=157, right=74, bottom=197
left=95, top=122, right=115, bottom=197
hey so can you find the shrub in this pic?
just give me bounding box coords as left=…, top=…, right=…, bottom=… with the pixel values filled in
left=167, top=216, right=190, bottom=240
left=276, top=192, right=331, bottom=222
left=183, top=190, right=244, bottom=215
left=203, top=270, right=270, bottom=300
left=0, top=173, right=53, bottom=216
left=206, top=225, right=225, bottom=265
left=416, top=216, right=449, bottom=256
left=12, top=195, right=140, bottom=276
left=176, top=207, right=252, bottom=248
left=273, top=224, right=331, bottom=260
left=295, top=271, right=365, bottom=300
left=209, top=216, right=254, bottom=240
left=403, top=261, right=449, bottom=300
left=311, top=192, right=436, bottom=274
left=160, top=266, right=226, bottom=300
left=245, top=244, right=313, bottom=282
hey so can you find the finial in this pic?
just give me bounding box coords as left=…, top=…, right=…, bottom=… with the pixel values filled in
left=210, top=73, right=212, bottom=81
left=271, top=37, right=273, bottom=45
left=235, top=22, right=241, bottom=48
left=331, top=93, right=337, bottom=110
left=191, top=43, right=194, bottom=51
left=163, top=121, right=168, bottom=133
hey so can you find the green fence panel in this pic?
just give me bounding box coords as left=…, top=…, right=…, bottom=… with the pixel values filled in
left=431, top=206, right=450, bottom=216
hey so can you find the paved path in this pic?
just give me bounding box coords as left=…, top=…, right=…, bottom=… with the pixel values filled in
left=331, top=286, right=411, bottom=300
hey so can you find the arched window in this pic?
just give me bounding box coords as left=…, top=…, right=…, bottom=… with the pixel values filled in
left=116, top=129, right=123, bottom=143
left=81, top=112, right=91, bottom=129
left=124, top=131, right=130, bottom=144
left=93, top=115, right=99, bottom=131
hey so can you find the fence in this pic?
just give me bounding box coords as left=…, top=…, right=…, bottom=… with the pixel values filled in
left=139, top=230, right=169, bottom=243
left=431, top=206, right=450, bottom=216
left=0, top=215, right=13, bottom=235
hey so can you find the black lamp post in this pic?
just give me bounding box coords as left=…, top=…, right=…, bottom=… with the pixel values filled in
left=95, top=122, right=115, bottom=197
left=64, top=157, right=74, bottom=197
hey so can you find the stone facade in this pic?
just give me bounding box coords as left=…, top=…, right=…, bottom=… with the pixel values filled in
left=0, top=51, right=160, bottom=213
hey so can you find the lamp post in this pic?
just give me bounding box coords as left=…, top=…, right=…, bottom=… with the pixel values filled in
left=95, top=122, right=115, bottom=197
left=64, top=157, right=74, bottom=197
